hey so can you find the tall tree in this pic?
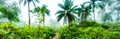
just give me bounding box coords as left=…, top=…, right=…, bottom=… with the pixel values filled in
left=19, top=0, right=39, bottom=25
left=40, top=5, right=50, bottom=26
left=90, top=0, right=104, bottom=21
left=56, top=0, right=77, bottom=27
left=91, top=0, right=96, bottom=21
left=78, top=2, right=92, bottom=23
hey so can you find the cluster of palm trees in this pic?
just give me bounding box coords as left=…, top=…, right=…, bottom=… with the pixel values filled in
left=1, top=0, right=120, bottom=26
left=56, top=0, right=105, bottom=26
left=19, top=0, right=106, bottom=26
left=19, top=0, right=50, bottom=26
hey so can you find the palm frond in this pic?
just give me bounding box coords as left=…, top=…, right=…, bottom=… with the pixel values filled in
left=70, top=13, right=77, bottom=20
left=70, top=5, right=78, bottom=13
left=23, top=0, right=27, bottom=6
left=58, top=4, right=65, bottom=10
left=96, top=1, right=105, bottom=9
left=46, top=9, right=50, bottom=16
left=56, top=10, right=65, bottom=15
left=34, top=0, right=40, bottom=3
left=57, top=14, right=64, bottom=22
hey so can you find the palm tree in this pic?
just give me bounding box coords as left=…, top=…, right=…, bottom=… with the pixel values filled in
left=40, top=5, right=50, bottom=26
left=91, top=0, right=96, bottom=21
left=33, top=5, right=50, bottom=26
left=78, top=2, right=92, bottom=24
left=19, top=0, right=39, bottom=25
left=56, top=0, right=77, bottom=27
left=0, top=3, right=20, bottom=22
left=90, top=0, right=104, bottom=21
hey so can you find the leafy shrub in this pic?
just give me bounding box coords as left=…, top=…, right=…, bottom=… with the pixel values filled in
left=0, top=22, right=55, bottom=39
left=58, top=25, right=120, bottom=39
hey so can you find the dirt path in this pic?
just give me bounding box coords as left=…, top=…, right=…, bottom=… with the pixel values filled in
left=52, top=33, right=58, bottom=39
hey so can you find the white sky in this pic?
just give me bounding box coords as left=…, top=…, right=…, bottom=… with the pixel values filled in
left=10, top=0, right=90, bottom=25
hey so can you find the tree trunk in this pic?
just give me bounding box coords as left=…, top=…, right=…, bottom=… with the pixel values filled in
left=28, top=2, right=31, bottom=25
left=67, top=12, right=72, bottom=30
left=68, top=18, right=71, bottom=30
left=63, top=16, right=67, bottom=25
left=93, top=8, right=95, bottom=21
left=93, top=2, right=95, bottom=21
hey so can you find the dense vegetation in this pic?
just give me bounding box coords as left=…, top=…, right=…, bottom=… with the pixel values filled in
left=0, top=0, right=120, bottom=39
left=0, top=22, right=55, bottom=39
left=58, top=21, right=120, bottom=39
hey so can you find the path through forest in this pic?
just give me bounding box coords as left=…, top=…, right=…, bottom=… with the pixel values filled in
left=52, top=33, right=58, bottom=39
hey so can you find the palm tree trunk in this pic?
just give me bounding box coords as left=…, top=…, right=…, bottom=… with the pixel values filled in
left=68, top=18, right=71, bottom=30
left=93, top=8, right=95, bottom=21
left=67, top=12, right=72, bottom=30
left=28, top=2, right=31, bottom=25
left=63, top=16, right=67, bottom=25
left=93, top=2, right=95, bottom=21
left=68, top=16, right=72, bottom=30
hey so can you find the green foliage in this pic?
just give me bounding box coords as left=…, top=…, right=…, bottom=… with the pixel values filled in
left=0, top=22, right=55, bottom=39
left=58, top=23, right=120, bottom=39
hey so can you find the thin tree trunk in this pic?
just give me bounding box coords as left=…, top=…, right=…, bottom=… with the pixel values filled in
left=93, top=2, right=95, bottom=21
left=28, top=2, right=31, bottom=25
left=93, top=8, right=95, bottom=21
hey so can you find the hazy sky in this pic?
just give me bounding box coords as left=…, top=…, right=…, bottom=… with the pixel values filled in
left=10, top=0, right=90, bottom=25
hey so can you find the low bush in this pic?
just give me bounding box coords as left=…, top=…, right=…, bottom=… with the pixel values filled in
left=0, top=22, right=56, bottom=39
